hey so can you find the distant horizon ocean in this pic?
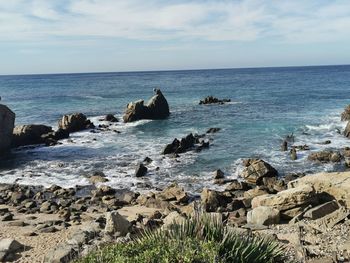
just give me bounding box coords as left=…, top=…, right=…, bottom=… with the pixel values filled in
left=1, top=64, right=350, bottom=193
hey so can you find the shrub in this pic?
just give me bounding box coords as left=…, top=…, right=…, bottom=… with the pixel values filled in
left=77, top=213, right=287, bottom=263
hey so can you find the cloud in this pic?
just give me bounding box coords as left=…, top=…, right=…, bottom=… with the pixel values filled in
left=0, top=0, right=350, bottom=43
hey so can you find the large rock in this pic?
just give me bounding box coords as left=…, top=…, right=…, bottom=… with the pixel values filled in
left=0, top=238, right=25, bottom=262
left=199, top=96, right=231, bottom=105
left=308, top=151, right=342, bottom=162
left=162, top=133, right=209, bottom=155
left=247, top=206, right=280, bottom=226
left=251, top=185, right=317, bottom=211
left=12, top=125, right=53, bottom=147
left=135, top=163, right=147, bottom=177
left=43, top=244, right=76, bottom=263
left=241, top=159, right=278, bottom=185
left=344, top=122, right=350, bottom=138
left=201, top=188, right=220, bottom=212
left=156, top=183, right=189, bottom=203
left=58, top=113, right=93, bottom=133
left=162, top=211, right=186, bottom=228
left=104, top=211, right=131, bottom=236
left=123, top=89, right=169, bottom=122
left=0, top=105, right=15, bottom=153
left=341, top=105, right=350, bottom=121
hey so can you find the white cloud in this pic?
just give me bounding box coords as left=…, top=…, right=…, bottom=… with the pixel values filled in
left=0, top=0, right=350, bottom=43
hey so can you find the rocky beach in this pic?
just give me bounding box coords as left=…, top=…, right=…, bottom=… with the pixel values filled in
left=1, top=86, right=350, bottom=262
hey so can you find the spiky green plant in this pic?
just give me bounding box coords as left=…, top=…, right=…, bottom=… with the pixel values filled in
left=77, top=213, right=287, bottom=263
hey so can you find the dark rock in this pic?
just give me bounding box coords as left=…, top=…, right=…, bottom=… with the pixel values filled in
left=143, top=157, right=153, bottom=164
left=292, top=144, right=310, bottom=151
left=225, top=180, right=249, bottom=191
left=0, top=104, right=15, bottom=154
left=104, top=114, right=118, bottom=122
left=290, top=148, right=297, bottom=160
left=341, top=105, right=350, bottom=121
left=199, top=96, right=231, bottom=105
left=58, top=113, right=93, bottom=133
left=135, top=163, right=148, bottom=177
left=206, top=128, right=221, bottom=134
left=12, top=125, right=53, bottom=147
left=162, top=133, right=209, bottom=155
left=123, top=89, right=170, bottom=122
left=241, top=159, right=278, bottom=185
left=281, top=140, right=288, bottom=151
left=213, top=169, right=225, bottom=179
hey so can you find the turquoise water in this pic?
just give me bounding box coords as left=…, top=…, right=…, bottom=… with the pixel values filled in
left=1, top=65, right=350, bottom=192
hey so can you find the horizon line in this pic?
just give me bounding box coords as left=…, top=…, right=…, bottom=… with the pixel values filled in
left=1, top=63, right=349, bottom=77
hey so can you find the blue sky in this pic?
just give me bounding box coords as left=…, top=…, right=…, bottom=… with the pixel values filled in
left=1, top=0, right=350, bottom=75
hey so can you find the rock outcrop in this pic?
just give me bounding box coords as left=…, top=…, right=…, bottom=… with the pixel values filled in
left=12, top=125, right=53, bottom=147
left=0, top=104, right=15, bottom=154
left=344, top=121, right=350, bottom=138
left=199, top=96, right=231, bottom=105
left=341, top=105, right=350, bottom=121
left=241, top=159, right=278, bottom=185
left=162, top=133, right=209, bottom=155
left=308, top=150, right=342, bottom=162
left=58, top=113, right=94, bottom=133
left=123, top=89, right=170, bottom=122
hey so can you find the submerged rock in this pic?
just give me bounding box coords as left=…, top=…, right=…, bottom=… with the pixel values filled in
left=58, top=113, right=94, bottom=133
left=12, top=125, right=53, bottom=147
left=0, top=104, right=15, bottom=154
left=199, top=96, right=231, bottom=105
left=162, top=133, right=209, bottom=155
left=123, top=89, right=170, bottom=122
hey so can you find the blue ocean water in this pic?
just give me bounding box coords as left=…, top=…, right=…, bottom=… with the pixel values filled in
left=1, top=65, right=350, bottom=192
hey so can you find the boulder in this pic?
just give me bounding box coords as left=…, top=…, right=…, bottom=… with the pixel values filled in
left=241, top=159, right=278, bottom=185
left=104, top=114, right=118, bottom=122
left=199, top=96, right=231, bottom=105
left=43, top=244, right=76, bottom=263
left=251, top=185, right=317, bottom=211
left=156, top=183, right=189, bottom=203
left=58, top=113, right=93, bottom=133
left=162, top=133, right=209, bottom=155
left=201, top=188, right=220, bottom=212
left=308, top=151, right=342, bottom=162
left=162, top=211, right=186, bottom=228
left=345, top=122, right=350, bottom=138
left=135, top=163, right=148, bottom=177
left=0, top=238, right=25, bottom=262
left=12, top=125, right=53, bottom=147
left=213, top=169, right=225, bottom=179
left=123, top=89, right=169, bottom=122
left=341, top=105, right=350, bottom=121
left=104, top=211, right=131, bottom=236
left=247, top=206, right=280, bottom=226
left=303, top=201, right=339, bottom=220
left=0, top=104, right=15, bottom=153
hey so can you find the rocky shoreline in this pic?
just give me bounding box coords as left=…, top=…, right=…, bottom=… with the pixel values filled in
left=1, top=92, right=350, bottom=262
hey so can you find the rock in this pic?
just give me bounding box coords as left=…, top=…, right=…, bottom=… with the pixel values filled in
left=0, top=104, right=15, bottom=153
left=199, top=96, right=231, bottom=105
left=143, top=157, right=153, bottom=164
left=344, top=122, right=350, bottom=138
left=247, top=206, right=280, bottom=226
left=1, top=213, right=13, bottom=221
left=162, top=211, right=186, bottom=228
left=123, top=89, right=170, bottom=122
left=43, top=244, right=76, bottom=263
left=290, top=148, right=297, bottom=160
left=12, top=124, right=53, bottom=147
left=281, top=140, right=288, bottom=151
left=104, top=114, right=118, bottom=122
left=135, top=163, right=147, bottom=177
left=41, top=128, right=70, bottom=144
left=262, top=177, right=286, bottom=193
left=0, top=238, right=25, bottom=262
left=243, top=187, right=269, bottom=199
left=252, top=185, right=317, bottom=211
left=89, top=171, right=108, bottom=184
left=308, top=151, right=343, bottom=162
left=304, top=200, right=340, bottom=220
left=201, top=188, right=219, bottom=212
left=241, top=159, right=278, bottom=185
left=341, top=105, right=350, bottom=121
left=206, top=128, right=221, bottom=134
left=213, top=169, right=225, bottom=179
left=104, top=211, right=131, bottom=236
left=58, top=113, right=93, bottom=133
left=162, top=133, right=208, bottom=155
left=225, top=180, right=249, bottom=191
left=156, top=183, right=189, bottom=203
left=93, top=185, right=116, bottom=197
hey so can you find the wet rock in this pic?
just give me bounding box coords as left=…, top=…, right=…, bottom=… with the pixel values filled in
left=123, top=89, right=170, bottom=122
left=199, top=96, right=231, bottom=105
left=41, top=128, right=70, bottom=145
left=206, top=128, right=221, bottom=134
left=247, top=206, right=280, bottom=226
left=290, top=148, right=297, bottom=160
left=143, top=157, right=153, bottom=164
left=104, top=114, right=118, bottom=122
left=0, top=238, right=25, bottom=262
left=344, top=122, right=350, bottom=138
left=162, top=133, right=209, bottom=155
left=135, top=163, right=148, bottom=177
left=225, top=180, right=249, bottom=191
left=341, top=105, right=350, bottom=121
left=58, top=113, right=94, bottom=133
left=104, top=211, right=131, bottom=236
left=213, top=169, right=225, bottom=179
left=92, top=185, right=116, bottom=197
left=89, top=171, right=109, bottom=184
left=0, top=104, right=15, bottom=154
left=241, top=159, right=278, bottom=185
left=12, top=124, right=53, bottom=147
left=281, top=140, right=288, bottom=151
left=308, top=151, right=343, bottom=162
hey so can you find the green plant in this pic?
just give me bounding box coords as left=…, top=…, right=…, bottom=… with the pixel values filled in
left=77, top=213, right=287, bottom=263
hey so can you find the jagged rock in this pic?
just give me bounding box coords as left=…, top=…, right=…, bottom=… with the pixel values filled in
left=12, top=124, right=53, bottom=147
left=89, top=171, right=108, bottom=184
left=241, top=159, right=278, bottom=185
left=104, top=211, right=131, bottom=236
left=213, top=169, right=225, bottom=179
left=344, top=122, right=350, bottom=138
left=247, top=206, right=280, bottom=226
left=252, top=185, right=317, bottom=211
left=199, top=96, right=231, bottom=105
left=43, top=244, right=76, bottom=263
left=225, top=180, right=249, bottom=191
left=123, top=89, right=169, bottom=122
left=58, top=113, right=93, bottom=133
left=290, top=148, right=297, bottom=160
left=0, top=238, right=25, bottom=262
left=308, top=151, right=342, bottom=162
left=156, top=183, right=189, bottom=203
left=206, top=128, right=221, bottom=134
left=162, top=133, right=209, bottom=155
left=135, top=163, right=147, bottom=177
left=341, top=105, right=350, bottom=121
left=201, top=188, right=220, bottom=212
left=0, top=104, right=15, bottom=153
left=104, top=114, right=118, bottom=122
left=281, top=140, right=288, bottom=151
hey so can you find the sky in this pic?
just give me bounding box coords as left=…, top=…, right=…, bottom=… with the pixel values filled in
left=1, top=0, right=350, bottom=75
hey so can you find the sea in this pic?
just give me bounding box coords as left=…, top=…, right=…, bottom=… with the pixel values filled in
left=1, top=65, right=350, bottom=193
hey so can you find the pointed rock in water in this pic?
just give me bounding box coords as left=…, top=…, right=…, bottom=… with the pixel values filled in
left=344, top=121, right=350, bottom=138
left=135, top=163, right=148, bottom=177
left=104, top=114, right=118, bottom=122
left=281, top=140, right=288, bottom=151
left=213, top=169, right=225, bottom=179
left=290, top=148, right=297, bottom=160
left=58, top=113, right=94, bottom=133
left=123, top=89, right=170, bottom=122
